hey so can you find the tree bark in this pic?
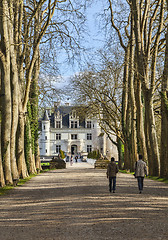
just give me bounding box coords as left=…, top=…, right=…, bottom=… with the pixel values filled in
left=160, top=0, right=168, bottom=178
left=27, top=117, right=36, bottom=174
left=144, top=90, right=160, bottom=176
left=129, top=14, right=137, bottom=171
left=131, top=0, right=161, bottom=176
left=0, top=126, right=5, bottom=187
left=0, top=0, right=13, bottom=185
left=135, top=73, right=148, bottom=163
left=8, top=0, right=19, bottom=181
left=17, top=111, right=28, bottom=179
left=122, top=47, right=130, bottom=170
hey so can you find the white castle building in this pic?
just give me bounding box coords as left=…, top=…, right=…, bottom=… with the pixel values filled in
left=38, top=103, right=118, bottom=160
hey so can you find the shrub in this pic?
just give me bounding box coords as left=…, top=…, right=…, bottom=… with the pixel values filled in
left=88, top=150, right=100, bottom=159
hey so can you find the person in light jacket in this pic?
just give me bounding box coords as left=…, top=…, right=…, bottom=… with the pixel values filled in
left=106, top=157, right=119, bottom=193
left=135, top=154, right=148, bottom=194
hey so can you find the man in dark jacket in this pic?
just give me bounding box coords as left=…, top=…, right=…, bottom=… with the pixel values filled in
left=106, top=157, right=119, bottom=193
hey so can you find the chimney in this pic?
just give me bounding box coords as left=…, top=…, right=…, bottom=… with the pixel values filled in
left=54, top=101, right=60, bottom=108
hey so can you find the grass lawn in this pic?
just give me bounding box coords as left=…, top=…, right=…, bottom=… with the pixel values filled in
left=119, top=170, right=168, bottom=184
left=41, top=162, right=50, bottom=166
left=0, top=174, right=37, bottom=196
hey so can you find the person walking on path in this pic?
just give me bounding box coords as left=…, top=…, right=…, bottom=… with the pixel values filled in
left=135, top=154, right=148, bottom=194
left=106, top=157, right=119, bottom=193
left=70, top=156, right=73, bottom=166
left=75, top=155, right=78, bottom=163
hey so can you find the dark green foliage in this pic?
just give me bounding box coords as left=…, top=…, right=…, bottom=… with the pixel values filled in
left=117, top=139, right=124, bottom=169
left=24, top=71, right=39, bottom=174
left=24, top=114, right=31, bottom=172
left=29, top=78, right=39, bottom=158
left=50, top=157, right=66, bottom=169
left=24, top=93, right=39, bottom=172
left=87, top=150, right=100, bottom=159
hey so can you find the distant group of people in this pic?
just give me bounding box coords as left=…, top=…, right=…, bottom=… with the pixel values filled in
left=70, top=155, right=78, bottom=165
left=106, top=154, right=148, bottom=194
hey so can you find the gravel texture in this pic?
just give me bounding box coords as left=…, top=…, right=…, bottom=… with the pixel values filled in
left=0, top=162, right=168, bottom=240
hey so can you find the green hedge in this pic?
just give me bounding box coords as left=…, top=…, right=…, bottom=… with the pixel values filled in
left=87, top=150, right=101, bottom=159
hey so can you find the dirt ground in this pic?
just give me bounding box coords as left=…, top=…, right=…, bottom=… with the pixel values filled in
left=0, top=162, right=168, bottom=240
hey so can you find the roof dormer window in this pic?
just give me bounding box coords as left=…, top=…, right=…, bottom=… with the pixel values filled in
left=70, top=121, right=78, bottom=128
left=56, top=121, right=61, bottom=128
left=54, top=110, right=62, bottom=128
left=86, top=121, right=92, bottom=128
left=71, top=110, right=76, bottom=119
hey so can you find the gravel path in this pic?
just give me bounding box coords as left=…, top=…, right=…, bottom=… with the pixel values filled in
left=0, top=162, right=168, bottom=240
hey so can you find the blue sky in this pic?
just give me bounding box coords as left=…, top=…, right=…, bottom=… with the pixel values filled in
left=57, top=1, right=106, bottom=80
left=40, top=0, right=108, bottom=102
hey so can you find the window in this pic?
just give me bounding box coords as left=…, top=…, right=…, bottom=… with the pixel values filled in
left=71, top=121, right=77, bottom=128
left=71, top=134, right=77, bottom=140
left=46, top=149, right=47, bottom=153
left=56, top=134, right=61, bottom=140
left=86, top=121, right=91, bottom=128
left=72, top=110, right=76, bottom=118
left=44, top=125, right=45, bottom=130
left=87, top=145, right=92, bottom=153
left=87, top=133, right=92, bottom=140
left=56, top=145, right=61, bottom=153
left=56, top=121, right=61, bottom=128
left=45, top=136, right=47, bottom=140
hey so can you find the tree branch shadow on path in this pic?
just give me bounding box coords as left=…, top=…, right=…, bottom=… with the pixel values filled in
left=0, top=168, right=168, bottom=240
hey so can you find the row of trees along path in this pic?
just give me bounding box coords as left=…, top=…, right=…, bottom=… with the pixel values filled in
left=0, top=163, right=168, bottom=240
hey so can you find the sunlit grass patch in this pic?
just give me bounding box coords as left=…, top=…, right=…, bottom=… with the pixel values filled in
left=17, top=174, right=37, bottom=186
left=41, top=162, right=50, bottom=166
left=147, top=176, right=168, bottom=184
left=0, top=186, right=14, bottom=196
left=0, top=173, right=37, bottom=196
left=119, top=170, right=168, bottom=183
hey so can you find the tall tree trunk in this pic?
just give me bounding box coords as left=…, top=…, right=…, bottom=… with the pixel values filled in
left=122, top=47, right=130, bottom=169
left=15, top=0, right=28, bottom=179
left=0, top=0, right=13, bottom=185
left=0, top=50, right=5, bottom=188
left=27, top=116, right=36, bottom=174
left=144, top=90, right=160, bottom=176
left=135, top=74, right=148, bottom=163
left=0, top=126, right=5, bottom=187
left=160, top=1, right=168, bottom=178
left=36, top=145, right=42, bottom=171
left=8, top=0, right=19, bottom=181
left=129, top=15, right=137, bottom=171
left=144, top=104, right=153, bottom=175
left=125, top=94, right=131, bottom=170
left=29, top=46, right=41, bottom=173
left=17, top=111, right=28, bottom=178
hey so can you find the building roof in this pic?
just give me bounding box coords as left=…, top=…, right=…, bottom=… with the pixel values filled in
left=42, top=110, right=50, bottom=121
left=46, top=105, right=86, bottom=128
left=40, top=104, right=94, bottom=130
